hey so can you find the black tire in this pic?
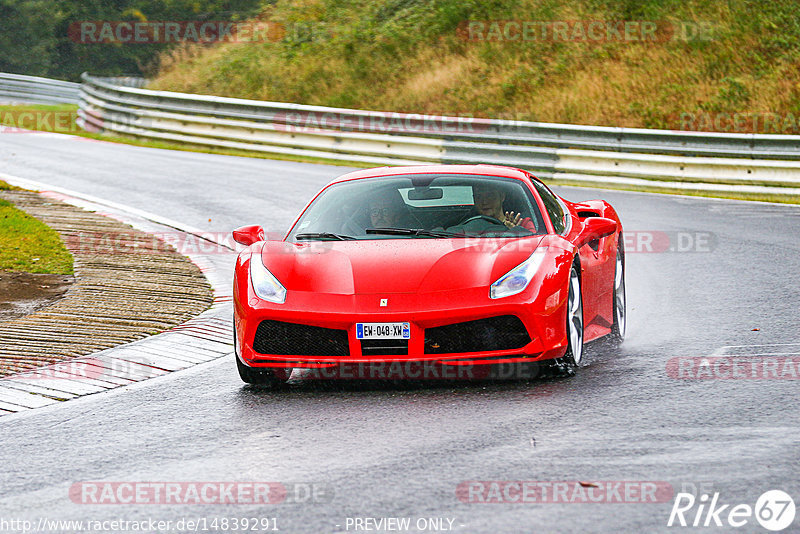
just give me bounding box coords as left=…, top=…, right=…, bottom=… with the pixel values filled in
left=236, top=355, right=290, bottom=387
left=609, top=236, right=626, bottom=343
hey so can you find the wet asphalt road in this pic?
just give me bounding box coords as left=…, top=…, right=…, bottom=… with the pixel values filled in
left=1, top=133, right=799, bottom=533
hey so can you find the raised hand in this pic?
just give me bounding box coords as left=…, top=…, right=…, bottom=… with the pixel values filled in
left=504, top=211, right=523, bottom=228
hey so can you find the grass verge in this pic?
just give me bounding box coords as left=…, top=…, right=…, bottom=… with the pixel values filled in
left=0, top=182, right=74, bottom=275
left=0, top=180, right=20, bottom=191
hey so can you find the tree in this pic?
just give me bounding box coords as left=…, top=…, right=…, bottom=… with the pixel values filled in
left=1, top=0, right=265, bottom=80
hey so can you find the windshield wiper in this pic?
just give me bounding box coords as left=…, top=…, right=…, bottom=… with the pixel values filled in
left=295, top=232, right=355, bottom=241
left=366, top=227, right=468, bottom=238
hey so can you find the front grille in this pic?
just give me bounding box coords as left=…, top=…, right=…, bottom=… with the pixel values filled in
left=360, top=339, right=409, bottom=356
left=253, top=320, right=350, bottom=356
left=424, top=315, right=531, bottom=354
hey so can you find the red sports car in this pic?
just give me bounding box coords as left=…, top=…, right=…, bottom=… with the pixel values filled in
left=232, top=165, right=625, bottom=385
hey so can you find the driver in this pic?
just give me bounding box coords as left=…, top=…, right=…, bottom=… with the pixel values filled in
left=367, top=189, right=406, bottom=228
left=471, top=182, right=536, bottom=230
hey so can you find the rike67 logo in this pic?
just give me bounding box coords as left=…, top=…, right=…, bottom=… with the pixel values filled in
left=668, top=490, right=796, bottom=531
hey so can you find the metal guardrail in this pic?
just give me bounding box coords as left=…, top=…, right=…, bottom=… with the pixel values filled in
left=89, top=76, right=148, bottom=89
left=0, top=73, right=81, bottom=105
left=75, top=73, right=800, bottom=196
left=3, top=71, right=800, bottom=197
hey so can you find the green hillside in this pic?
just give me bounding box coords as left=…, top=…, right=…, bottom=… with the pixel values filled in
left=148, top=0, right=800, bottom=132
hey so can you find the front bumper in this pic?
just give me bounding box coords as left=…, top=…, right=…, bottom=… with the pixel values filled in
left=235, top=284, right=569, bottom=370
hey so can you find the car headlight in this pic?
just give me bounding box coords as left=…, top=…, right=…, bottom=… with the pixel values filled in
left=490, top=248, right=547, bottom=299
left=250, top=252, right=286, bottom=304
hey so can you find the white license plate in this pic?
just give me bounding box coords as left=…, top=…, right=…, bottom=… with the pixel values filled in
left=356, top=322, right=411, bottom=340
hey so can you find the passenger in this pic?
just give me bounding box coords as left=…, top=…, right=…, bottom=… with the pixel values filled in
left=471, top=182, right=536, bottom=231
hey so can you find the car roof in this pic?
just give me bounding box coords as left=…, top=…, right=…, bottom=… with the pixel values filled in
left=327, top=165, right=535, bottom=186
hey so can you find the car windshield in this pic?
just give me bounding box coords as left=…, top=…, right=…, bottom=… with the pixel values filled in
left=287, top=174, right=548, bottom=240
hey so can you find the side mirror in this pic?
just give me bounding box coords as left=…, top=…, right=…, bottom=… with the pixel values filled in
left=232, top=225, right=265, bottom=246
left=576, top=217, right=617, bottom=249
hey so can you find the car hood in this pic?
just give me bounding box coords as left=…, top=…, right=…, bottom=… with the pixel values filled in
left=260, top=236, right=544, bottom=294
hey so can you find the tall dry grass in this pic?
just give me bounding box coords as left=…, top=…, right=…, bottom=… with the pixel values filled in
left=148, top=0, right=800, bottom=132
